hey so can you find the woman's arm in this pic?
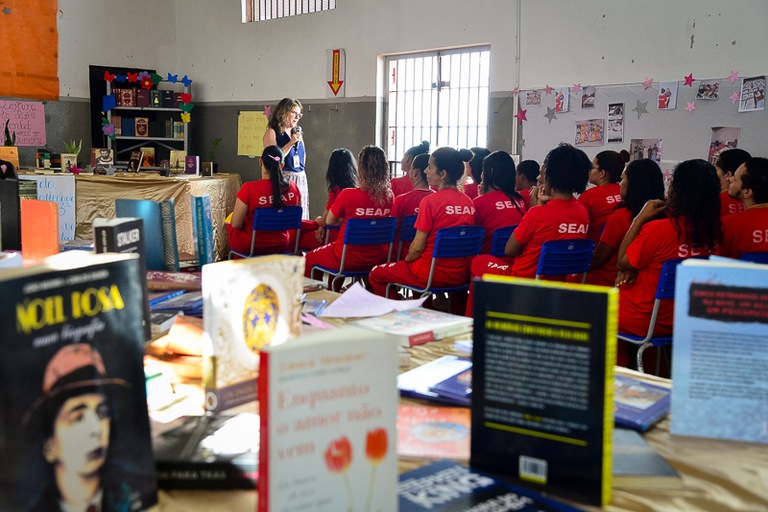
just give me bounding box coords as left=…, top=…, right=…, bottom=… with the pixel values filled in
left=588, top=241, right=615, bottom=271
left=263, top=127, right=298, bottom=156
left=325, top=209, right=341, bottom=227
left=229, top=198, right=249, bottom=230
left=617, top=199, right=667, bottom=271
left=405, top=230, right=428, bottom=263
left=504, top=233, right=524, bottom=257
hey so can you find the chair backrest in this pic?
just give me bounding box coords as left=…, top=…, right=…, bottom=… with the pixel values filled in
left=432, top=225, right=485, bottom=258
left=739, top=251, right=768, bottom=264
left=490, top=225, right=517, bottom=258
left=655, top=257, right=686, bottom=300
left=251, top=205, right=303, bottom=231
left=399, top=214, right=418, bottom=243
left=535, top=239, right=595, bottom=279
left=343, top=217, right=397, bottom=245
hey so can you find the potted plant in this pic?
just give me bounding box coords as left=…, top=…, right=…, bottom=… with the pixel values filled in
left=61, top=139, right=83, bottom=173
left=1, top=119, right=20, bottom=170
left=206, top=137, right=222, bottom=174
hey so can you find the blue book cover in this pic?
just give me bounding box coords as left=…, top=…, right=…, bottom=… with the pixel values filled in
left=152, top=290, right=203, bottom=315
left=399, top=460, right=583, bottom=512
left=428, top=367, right=472, bottom=406
left=148, top=289, right=186, bottom=307
left=192, top=194, right=214, bottom=266
left=159, top=199, right=180, bottom=272
left=613, top=375, right=670, bottom=432
left=115, top=199, right=165, bottom=271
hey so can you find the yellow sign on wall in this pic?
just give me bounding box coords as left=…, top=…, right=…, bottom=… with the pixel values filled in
left=237, top=111, right=269, bottom=157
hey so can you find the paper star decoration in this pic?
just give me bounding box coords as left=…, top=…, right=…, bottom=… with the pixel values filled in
left=264, top=105, right=272, bottom=118
left=572, top=83, right=582, bottom=95
left=167, top=73, right=179, bottom=83
left=181, top=75, right=193, bottom=87
left=513, top=108, right=527, bottom=122
left=180, top=112, right=191, bottom=123
left=642, top=77, right=653, bottom=89
left=544, top=106, right=557, bottom=124
left=544, top=85, right=553, bottom=95
left=730, top=90, right=740, bottom=104
left=632, top=100, right=649, bottom=119
left=512, top=87, right=519, bottom=96
left=684, top=73, right=695, bottom=86
left=728, top=71, right=740, bottom=85
left=685, top=101, right=696, bottom=114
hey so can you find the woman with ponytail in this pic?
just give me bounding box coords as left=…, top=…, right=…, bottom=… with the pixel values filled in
left=227, top=145, right=301, bottom=256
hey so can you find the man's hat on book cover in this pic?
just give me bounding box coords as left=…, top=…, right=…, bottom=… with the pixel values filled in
left=22, top=343, right=130, bottom=431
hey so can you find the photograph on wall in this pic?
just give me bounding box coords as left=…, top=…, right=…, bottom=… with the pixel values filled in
left=630, top=138, right=662, bottom=164
left=657, top=81, right=678, bottom=110
left=708, top=127, right=741, bottom=164
left=738, top=76, right=766, bottom=112
left=524, top=90, right=542, bottom=108
left=581, top=86, right=596, bottom=108
left=553, top=87, right=569, bottom=113
left=574, top=119, right=604, bottom=147
left=607, top=102, right=624, bottom=143
left=696, top=80, right=720, bottom=100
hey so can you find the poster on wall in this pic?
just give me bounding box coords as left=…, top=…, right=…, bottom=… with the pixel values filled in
left=524, top=90, right=542, bottom=108
left=607, top=103, right=624, bottom=143
left=696, top=80, right=720, bottom=100
left=553, top=87, right=569, bottom=113
left=326, top=48, right=346, bottom=98
left=630, top=138, right=662, bottom=165
left=738, top=76, right=766, bottom=112
left=708, top=127, right=741, bottom=164
left=575, top=119, right=604, bottom=147
left=0, top=100, right=47, bottom=147
left=657, top=81, right=678, bottom=110
left=581, top=86, right=596, bottom=108
left=18, top=175, right=76, bottom=240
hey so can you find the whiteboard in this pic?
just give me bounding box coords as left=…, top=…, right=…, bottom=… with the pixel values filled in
left=237, top=110, right=269, bottom=157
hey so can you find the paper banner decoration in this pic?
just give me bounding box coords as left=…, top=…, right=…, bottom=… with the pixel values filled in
left=127, top=72, right=138, bottom=83
left=513, top=108, right=527, bottom=122
left=179, top=103, right=194, bottom=113
left=544, top=85, right=553, bottom=95
left=102, top=94, right=116, bottom=112
left=140, top=77, right=153, bottom=90
left=115, top=74, right=127, bottom=83
left=101, top=121, right=115, bottom=139
left=572, top=83, right=582, bottom=95
left=167, top=73, right=179, bottom=83
left=151, top=73, right=163, bottom=85
left=104, top=70, right=116, bottom=82
left=632, top=100, right=649, bottom=119
left=138, top=71, right=151, bottom=82
left=643, top=77, right=653, bottom=89
left=730, top=91, right=740, bottom=104
left=684, top=73, right=695, bottom=86
left=180, top=93, right=192, bottom=104
left=181, top=75, right=193, bottom=87
left=180, top=112, right=191, bottom=123
left=728, top=71, right=740, bottom=85
left=544, top=106, right=557, bottom=124
left=264, top=105, right=272, bottom=118
left=685, top=102, right=696, bottom=114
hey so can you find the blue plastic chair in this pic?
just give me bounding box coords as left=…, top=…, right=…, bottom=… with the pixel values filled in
left=396, top=214, right=418, bottom=261
left=739, top=251, right=768, bottom=264
left=490, top=225, right=517, bottom=258
left=228, top=205, right=303, bottom=259
left=310, top=217, right=397, bottom=290
left=385, top=225, right=485, bottom=299
left=534, top=239, right=595, bottom=282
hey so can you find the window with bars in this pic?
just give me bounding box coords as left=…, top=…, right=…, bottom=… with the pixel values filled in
left=385, top=46, right=491, bottom=168
left=242, top=0, right=335, bottom=22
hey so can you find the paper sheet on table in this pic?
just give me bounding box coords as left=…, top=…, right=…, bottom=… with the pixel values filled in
left=319, top=282, right=427, bottom=318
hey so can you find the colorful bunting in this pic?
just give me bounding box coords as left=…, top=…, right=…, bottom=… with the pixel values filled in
left=181, top=75, right=193, bottom=87
left=167, top=73, right=179, bottom=83
left=683, top=73, right=695, bottom=86
left=180, top=112, right=191, bottom=123
left=104, top=70, right=116, bottom=82
left=513, top=108, right=527, bottom=122
left=127, top=72, right=138, bottom=83
left=642, top=77, right=653, bottom=89
left=685, top=101, right=696, bottom=114
left=102, top=94, right=116, bottom=112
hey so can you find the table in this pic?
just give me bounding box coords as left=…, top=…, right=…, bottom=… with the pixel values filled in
left=74, top=172, right=242, bottom=261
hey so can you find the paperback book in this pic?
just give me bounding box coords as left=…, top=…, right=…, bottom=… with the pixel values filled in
left=191, top=194, right=214, bottom=266
left=613, top=374, right=670, bottom=432
left=351, top=307, right=472, bottom=347
left=397, top=355, right=472, bottom=407
left=151, top=290, right=203, bottom=317
left=185, top=155, right=200, bottom=175
left=146, top=270, right=201, bottom=291
left=612, top=429, right=682, bottom=490
left=20, top=199, right=59, bottom=265
left=429, top=367, right=473, bottom=406
left=397, top=404, right=470, bottom=460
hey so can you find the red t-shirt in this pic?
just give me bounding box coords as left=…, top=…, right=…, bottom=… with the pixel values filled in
left=719, top=207, right=768, bottom=258
left=325, top=186, right=342, bottom=211
left=474, top=189, right=527, bottom=254
left=720, top=190, right=745, bottom=217
left=578, top=183, right=621, bottom=243
left=462, top=180, right=479, bottom=200
left=392, top=188, right=434, bottom=220
left=620, top=217, right=716, bottom=336
left=410, top=188, right=476, bottom=279
left=585, top=206, right=632, bottom=286
left=391, top=175, right=413, bottom=198
left=229, top=180, right=301, bottom=253
left=511, top=198, right=589, bottom=278
left=518, top=188, right=532, bottom=210
left=330, top=187, right=393, bottom=259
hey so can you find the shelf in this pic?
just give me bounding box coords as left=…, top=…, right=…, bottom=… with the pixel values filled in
left=115, top=136, right=185, bottom=142
left=111, top=106, right=183, bottom=112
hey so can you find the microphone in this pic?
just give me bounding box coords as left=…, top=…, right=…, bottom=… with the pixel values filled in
left=293, top=126, right=302, bottom=151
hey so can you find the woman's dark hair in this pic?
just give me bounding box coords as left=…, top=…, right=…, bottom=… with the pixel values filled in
left=268, top=98, right=302, bottom=133
left=431, top=147, right=473, bottom=186
left=0, top=159, right=17, bottom=179
left=622, top=159, right=665, bottom=217
left=261, top=145, right=290, bottom=209
left=358, top=146, right=392, bottom=206
left=404, top=141, right=430, bottom=159
left=411, top=153, right=430, bottom=183
left=595, top=150, right=630, bottom=183
left=715, top=148, right=751, bottom=174
left=516, top=160, right=540, bottom=183
left=483, top=151, right=525, bottom=217
left=326, top=148, right=357, bottom=192
left=668, top=159, right=721, bottom=252
left=742, top=157, right=768, bottom=204
left=542, top=143, right=590, bottom=194
left=467, top=147, right=491, bottom=183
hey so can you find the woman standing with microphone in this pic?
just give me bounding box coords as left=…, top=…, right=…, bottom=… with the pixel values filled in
left=264, top=98, right=309, bottom=219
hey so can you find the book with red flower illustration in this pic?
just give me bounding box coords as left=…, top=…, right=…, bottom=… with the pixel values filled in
left=397, top=404, right=470, bottom=460
left=258, top=325, right=399, bottom=512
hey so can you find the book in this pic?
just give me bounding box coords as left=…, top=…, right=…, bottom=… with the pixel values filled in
left=0, top=251, right=22, bottom=268
left=202, top=255, right=304, bottom=412
left=0, top=178, right=21, bottom=250
left=35, top=149, right=51, bottom=169
left=136, top=89, right=150, bottom=107
left=111, top=115, right=122, bottom=136
left=161, top=90, right=175, bottom=108
left=429, top=367, right=473, bottom=406
left=140, top=147, right=155, bottom=168
left=671, top=258, right=768, bottom=444
left=152, top=290, right=203, bottom=316
left=258, top=325, right=399, bottom=512
left=93, top=217, right=151, bottom=341
left=612, top=429, right=682, bottom=490
left=128, top=150, right=143, bottom=172
left=135, top=117, right=150, bottom=137
left=191, top=194, right=214, bottom=266
left=115, top=199, right=165, bottom=272
left=471, top=277, right=618, bottom=507
left=397, top=355, right=472, bottom=406
left=170, top=150, right=186, bottom=172
left=398, top=460, right=584, bottom=512
left=122, top=117, right=135, bottom=137
left=150, top=310, right=181, bottom=336
left=91, top=148, right=114, bottom=171
left=201, top=161, right=214, bottom=177
left=397, top=404, right=470, bottom=460
left=613, top=374, right=670, bottom=432
left=151, top=90, right=162, bottom=107
left=351, top=308, right=473, bottom=348
left=146, top=270, right=202, bottom=291
left=18, top=179, right=37, bottom=200
left=119, top=87, right=136, bottom=107
left=159, top=199, right=180, bottom=272
left=20, top=199, right=59, bottom=265
left=153, top=414, right=259, bottom=490
left=58, top=239, right=95, bottom=252
left=0, top=251, right=157, bottom=511
left=148, top=289, right=186, bottom=307
left=185, top=155, right=200, bottom=175
left=0, top=146, right=20, bottom=168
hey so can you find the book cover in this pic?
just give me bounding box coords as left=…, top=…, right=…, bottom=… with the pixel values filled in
left=135, top=117, right=149, bottom=137
left=120, top=88, right=136, bottom=107
left=192, top=194, right=214, bottom=266
left=161, top=90, right=175, bottom=108
left=397, top=355, right=472, bottom=406
left=173, top=92, right=183, bottom=108
left=0, top=178, right=21, bottom=251
left=115, top=199, right=165, bottom=272
left=159, top=199, right=180, bottom=272
left=148, top=289, right=185, bottom=307
left=150, top=310, right=181, bottom=336
left=20, top=199, right=59, bottom=265
left=185, top=155, right=200, bottom=175
left=127, top=150, right=143, bottom=172
left=612, top=429, right=682, bottom=490
left=258, top=325, right=399, bottom=512
left=0, top=252, right=158, bottom=511
left=397, top=404, right=470, bottom=460
left=146, top=270, right=202, bottom=291
left=151, top=290, right=203, bottom=316
left=153, top=413, right=259, bottom=490
left=111, top=115, right=121, bottom=136
left=671, top=259, right=768, bottom=444
left=0, top=146, right=20, bottom=168
left=429, top=367, right=473, bottom=406
left=613, top=374, right=670, bottom=432
left=18, top=179, right=37, bottom=200
left=136, top=89, right=150, bottom=108
left=151, top=90, right=162, bottom=107
left=201, top=256, right=303, bottom=412
left=169, top=150, right=186, bottom=172
left=173, top=121, right=185, bottom=140
left=91, top=148, right=114, bottom=170
left=122, top=118, right=135, bottom=137
left=140, top=147, right=156, bottom=168
left=471, top=277, right=618, bottom=507
left=93, top=217, right=152, bottom=341
left=352, top=308, right=473, bottom=347
left=399, top=460, right=584, bottom=512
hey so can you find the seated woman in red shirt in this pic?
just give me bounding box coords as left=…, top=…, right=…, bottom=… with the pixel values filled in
left=584, top=159, right=665, bottom=287
left=391, top=153, right=434, bottom=259
left=714, top=148, right=751, bottom=217
left=227, top=145, right=301, bottom=256
left=579, top=150, right=628, bottom=243
left=298, top=148, right=358, bottom=251
left=461, top=147, right=490, bottom=199
left=617, top=159, right=721, bottom=373
left=369, top=147, right=476, bottom=297
left=473, top=151, right=527, bottom=257
left=515, top=159, right=539, bottom=209
left=304, top=146, right=393, bottom=286
left=391, top=141, right=430, bottom=198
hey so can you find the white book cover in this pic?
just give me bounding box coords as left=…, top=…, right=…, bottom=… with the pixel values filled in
left=202, top=255, right=304, bottom=412
left=258, top=326, right=399, bottom=512
left=351, top=308, right=472, bottom=347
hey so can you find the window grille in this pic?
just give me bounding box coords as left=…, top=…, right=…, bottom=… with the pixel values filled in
left=243, top=0, right=336, bottom=22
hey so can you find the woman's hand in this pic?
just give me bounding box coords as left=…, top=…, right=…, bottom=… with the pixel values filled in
left=616, top=270, right=638, bottom=286
left=636, top=199, right=667, bottom=223
left=315, top=225, right=326, bottom=243
left=290, top=129, right=303, bottom=146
